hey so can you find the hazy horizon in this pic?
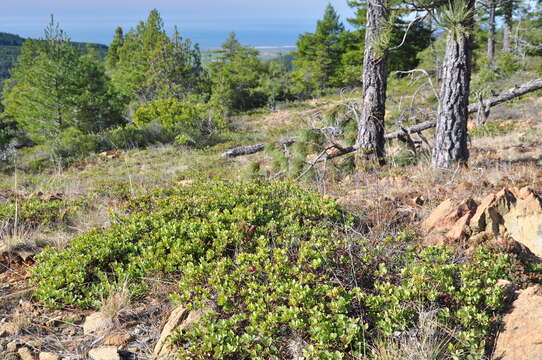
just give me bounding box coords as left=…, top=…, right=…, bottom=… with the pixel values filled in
left=0, top=0, right=355, bottom=48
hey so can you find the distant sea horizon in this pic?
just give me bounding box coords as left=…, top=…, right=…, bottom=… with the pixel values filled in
left=1, top=18, right=345, bottom=50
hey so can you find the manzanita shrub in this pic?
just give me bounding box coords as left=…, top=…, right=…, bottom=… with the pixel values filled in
left=0, top=195, right=83, bottom=230
left=31, top=181, right=511, bottom=359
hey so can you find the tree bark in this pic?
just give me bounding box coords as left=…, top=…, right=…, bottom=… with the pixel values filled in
left=503, top=1, right=513, bottom=53
left=356, top=0, right=389, bottom=165
left=487, top=0, right=496, bottom=64
left=431, top=0, right=475, bottom=168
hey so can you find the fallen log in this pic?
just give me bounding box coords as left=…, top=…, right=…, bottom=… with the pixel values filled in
left=221, top=137, right=296, bottom=158
left=222, top=78, right=542, bottom=158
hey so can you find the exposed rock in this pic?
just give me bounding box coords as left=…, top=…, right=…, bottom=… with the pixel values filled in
left=17, top=347, right=34, bottom=360
left=503, top=190, right=542, bottom=258
left=83, top=312, right=113, bottom=336
left=422, top=198, right=477, bottom=243
left=153, top=306, right=205, bottom=360
left=424, top=187, right=542, bottom=257
left=493, top=286, right=542, bottom=360
left=470, top=188, right=516, bottom=236
left=38, top=353, right=59, bottom=360
left=445, top=212, right=472, bottom=242
left=88, top=346, right=120, bottom=360
left=102, top=333, right=132, bottom=346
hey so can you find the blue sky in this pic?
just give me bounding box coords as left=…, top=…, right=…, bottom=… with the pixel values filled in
left=0, top=0, right=355, bottom=48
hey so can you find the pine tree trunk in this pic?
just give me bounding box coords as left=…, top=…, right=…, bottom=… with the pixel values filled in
left=487, top=0, right=496, bottom=64
left=503, top=2, right=512, bottom=53
left=356, top=0, right=389, bottom=165
left=432, top=0, right=474, bottom=169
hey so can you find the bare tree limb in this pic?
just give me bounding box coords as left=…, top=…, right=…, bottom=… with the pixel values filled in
left=221, top=78, right=542, bottom=159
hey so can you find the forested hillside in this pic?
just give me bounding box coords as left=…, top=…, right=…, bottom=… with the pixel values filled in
left=0, top=1, right=542, bottom=359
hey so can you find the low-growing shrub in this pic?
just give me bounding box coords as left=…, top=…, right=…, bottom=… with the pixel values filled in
left=31, top=180, right=512, bottom=359
left=470, top=119, right=515, bottom=138
left=0, top=195, right=82, bottom=230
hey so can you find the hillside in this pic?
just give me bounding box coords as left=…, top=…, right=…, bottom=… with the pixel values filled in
left=1, top=4, right=542, bottom=360
left=0, top=32, right=108, bottom=87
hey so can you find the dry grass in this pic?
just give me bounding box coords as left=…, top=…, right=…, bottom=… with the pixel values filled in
left=371, top=310, right=452, bottom=360
left=100, top=280, right=131, bottom=323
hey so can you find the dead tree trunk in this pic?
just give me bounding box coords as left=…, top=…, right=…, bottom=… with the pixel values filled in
left=432, top=0, right=475, bottom=168
left=356, top=0, right=389, bottom=165
left=487, top=0, right=496, bottom=64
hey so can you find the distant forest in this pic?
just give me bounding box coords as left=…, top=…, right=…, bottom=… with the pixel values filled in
left=0, top=32, right=108, bottom=86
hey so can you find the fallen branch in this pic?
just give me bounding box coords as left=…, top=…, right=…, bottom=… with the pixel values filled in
left=222, top=78, right=542, bottom=159
left=221, top=137, right=296, bottom=158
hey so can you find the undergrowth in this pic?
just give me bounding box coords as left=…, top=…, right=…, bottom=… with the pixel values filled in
left=30, top=180, right=511, bottom=359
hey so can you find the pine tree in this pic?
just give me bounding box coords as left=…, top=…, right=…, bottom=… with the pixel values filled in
left=291, top=4, right=346, bottom=95
left=144, top=26, right=205, bottom=100
left=106, top=27, right=124, bottom=70
left=110, top=9, right=169, bottom=103
left=432, top=0, right=475, bottom=168
left=1, top=16, right=122, bottom=144
left=209, top=33, right=265, bottom=113
left=355, top=0, right=390, bottom=165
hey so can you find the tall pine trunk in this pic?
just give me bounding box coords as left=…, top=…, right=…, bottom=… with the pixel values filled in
left=487, top=0, right=496, bottom=64
left=432, top=0, right=474, bottom=168
left=356, top=0, right=389, bottom=165
left=503, top=1, right=513, bottom=52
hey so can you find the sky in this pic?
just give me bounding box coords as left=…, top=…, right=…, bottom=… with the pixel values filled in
left=0, top=0, right=355, bottom=48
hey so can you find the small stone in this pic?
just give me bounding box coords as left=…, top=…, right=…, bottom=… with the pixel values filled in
left=88, top=346, right=120, bottom=360
left=83, top=312, right=112, bottom=336
left=0, top=323, right=18, bottom=337
left=102, top=334, right=132, bottom=346
left=17, top=347, right=34, bottom=360
left=39, top=352, right=60, bottom=360
left=62, top=327, right=77, bottom=336
left=6, top=341, right=18, bottom=352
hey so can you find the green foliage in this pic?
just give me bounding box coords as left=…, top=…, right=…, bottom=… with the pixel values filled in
left=367, top=246, right=510, bottom=359
left=31, top=181, right=349, bottom=309
left=31, top=179, right=512, bottom=359
left=209, top=33, right=267, bottom=114
left=469, top=119, right=515, bottom=138
left=110, top=10, right=206, bottom=104
left=0, top=194, right=82, bottom=230
left=134, top=97, right=223, bottom=145
left=291, top=4, right=346, bottom=96
left=1, top=18, right=123, bottom=144
left=438, top=0, right=474, bottom=38
left=0, top=31, right=107, bottom=90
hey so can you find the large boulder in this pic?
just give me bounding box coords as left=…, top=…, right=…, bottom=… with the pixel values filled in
left=493, top=286, right=542, bottom=360
left=153, top=306, right=205, bottom=360
left=503, top=189, right=542, bottom=258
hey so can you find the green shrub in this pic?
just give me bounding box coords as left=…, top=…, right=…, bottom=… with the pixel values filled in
left=366, top=246, right=510, bottom=359
left=31, top=180, right=512, bottom=359
left=134, top=98, right=224, bottom=146
left=31, top=181, right=351, bottom=308
left=470, top=119, right=515, bottom=138
left=0, top=195, right=82, bottom=230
